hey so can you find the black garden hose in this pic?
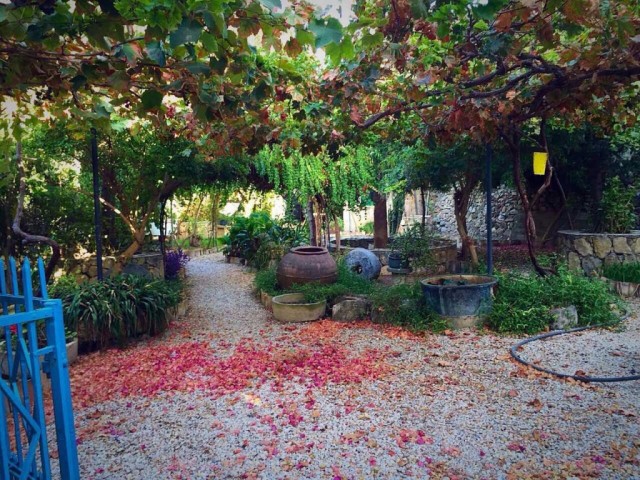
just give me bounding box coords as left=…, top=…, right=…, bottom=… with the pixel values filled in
left=509, top=312, right=640, bottom=383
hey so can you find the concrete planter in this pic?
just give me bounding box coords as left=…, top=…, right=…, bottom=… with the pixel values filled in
left=420, top=275, right=498, bottom=329
left=614, top=281, right=640, bottom=298
left=271, top=293, right=326, bottom=323
left=260, top=290, right=273, bottom=310
left=66, top=338, right=79, bottom=365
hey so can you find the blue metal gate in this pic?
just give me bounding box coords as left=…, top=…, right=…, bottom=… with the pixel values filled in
left=0, top=257, right=79, bottom=480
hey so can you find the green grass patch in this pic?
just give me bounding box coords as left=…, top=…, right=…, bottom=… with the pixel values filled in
left=602, top=262, right=640, bottom=284
left=488, top=267, right=621, bottom=334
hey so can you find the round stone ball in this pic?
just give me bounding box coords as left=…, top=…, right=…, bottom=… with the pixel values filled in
left=344, top=247, right=382, bottom=280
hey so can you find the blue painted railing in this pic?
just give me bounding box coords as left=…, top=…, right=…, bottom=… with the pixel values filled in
left=0, top=257, right=79, bottom=480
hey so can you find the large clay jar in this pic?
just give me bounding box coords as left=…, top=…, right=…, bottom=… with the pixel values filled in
left=276, top=246, right=338, bottom=289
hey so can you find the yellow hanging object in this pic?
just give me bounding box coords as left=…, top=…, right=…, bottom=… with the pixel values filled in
left=533, top=152, right=548, bottom=175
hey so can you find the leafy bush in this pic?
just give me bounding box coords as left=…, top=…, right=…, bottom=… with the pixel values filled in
left=602, top=262, right=640, bottom=283
left=369, top=282, right=445, bottom=331
left=254, top=259, right=373, bottom=305
left=223, top=213, right=308, bottom=268
left=360, top=221, right=374, bottom=235
left=52, top=275, right=183, bottom=349
left=390, top=224, right=435, bottom=270
left=165, top=248, right=190, bottom=279
left=599, top=176, right=637, bottom=233
left=488, top=267, right=620, bottom=334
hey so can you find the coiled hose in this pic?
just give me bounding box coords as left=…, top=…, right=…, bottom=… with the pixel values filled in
left=509, top=312, right=640, bottom=383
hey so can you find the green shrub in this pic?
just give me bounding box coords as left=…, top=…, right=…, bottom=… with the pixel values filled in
left=360, top=221, right=374, bottom=235
left=599, top=176, right=637, bottom=233
left=52, top=275, right=183, bottom=349
left=488, top=267, right=620, bottom=334
left=602, top=262, right=640, bottom=284
left=369, top=282, right=444, bottom=331
left=390, top=224, right=436, bottom=270
left=223, top=213, right=308, bottom=268
left=254, top=260, right=374, bottom=305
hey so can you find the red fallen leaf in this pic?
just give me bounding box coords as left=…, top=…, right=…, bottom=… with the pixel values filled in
left=574, top=370, right=587, bottom=377
left=507, top=442, right=526, bottom=452
left=507, top=389, right=518, bottom=398
left=437, top=360, right=452, bottom=367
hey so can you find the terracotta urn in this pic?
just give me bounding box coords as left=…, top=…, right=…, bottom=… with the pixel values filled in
left=276, top=246, right=337, bottom=289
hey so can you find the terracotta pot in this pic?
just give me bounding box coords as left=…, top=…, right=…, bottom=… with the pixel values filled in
left=276, top=246, right=337, bottom=289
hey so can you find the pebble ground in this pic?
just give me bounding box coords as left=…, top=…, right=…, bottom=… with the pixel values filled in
left=52, top=254, right=640, bottom=479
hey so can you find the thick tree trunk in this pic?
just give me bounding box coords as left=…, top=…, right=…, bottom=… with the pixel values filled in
left=307, top=199, right=317, bottom=246
left=12, top=142, right=61, bottom=282
left=371, top=191, right=388, bottom=248
left=503, top=129, right=551, bottom=276
left=453, top=184, right=479, bottom=266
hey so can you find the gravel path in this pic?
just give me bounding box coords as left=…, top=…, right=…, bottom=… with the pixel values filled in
left=58, top=254, right=640, bottom=479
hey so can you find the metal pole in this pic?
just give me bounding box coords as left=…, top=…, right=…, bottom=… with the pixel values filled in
left=91, top=128, right=104, bottom=281
left=485, top=143, right=493, bottom=275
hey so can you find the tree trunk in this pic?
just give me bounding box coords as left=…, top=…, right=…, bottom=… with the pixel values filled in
left=371, top=191, right=388, bottom=248
left=453, top=184, right=479, bottom=266
left=503, top=129, right=550, bottom=276
left=159, top=198, right=167, bottom=268
left=420, top=187, right=426, bottom=229
left=334, top=214, right=341, bottom=251
left=118, top=227, right=146, bottom=268
left=307, top=199, right=317, bottom=246
left=12, top=142, right=61, bottom=282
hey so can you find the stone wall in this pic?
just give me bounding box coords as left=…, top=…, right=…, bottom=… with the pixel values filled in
left=428, top=186, right=525, bottom=243
left=558, top=230, right=640, bottom=275
left=68, top=253, right=165, bottom=283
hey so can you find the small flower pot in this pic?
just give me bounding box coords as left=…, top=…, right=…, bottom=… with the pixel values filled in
left=271, top=293, right=326, bottom=323
left=388, top=252, right=410, bottom=270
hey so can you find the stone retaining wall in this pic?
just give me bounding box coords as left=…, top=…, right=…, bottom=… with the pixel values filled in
left=558, top=230, right=640, bottom=275
left=68, top=253, right=165, bottom=282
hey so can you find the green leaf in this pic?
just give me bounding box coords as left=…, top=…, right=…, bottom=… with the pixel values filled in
left=259, top=0, right=281, bottom=10
left=200, top=32, right=218, bottom=52
left=361, top=32, right=383, bottom=49
left=107, top=71, right=130, bottom=91
left=169, top=18, right=203, bottom=48
left=146, top=41, right=166, bottom=66
left=473, top=0, right=510, bottom=21
left=185, top=62, right=211, bottom=75
left=141, top=89, right=164, bottom=109
left=210, top=56, right=228, bottom=74
left=309, top=17, right=343, bottom=48
left=204, top=11, right=227, bottom=39
left=71, top=75, right=87, bottom=91
left=296, top=28, right=314, bottom=47
left=325, top=37, right=355, bottom=64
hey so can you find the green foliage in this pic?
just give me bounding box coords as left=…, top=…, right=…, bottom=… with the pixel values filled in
left=254, top=259, right=374, bottom=305
left=488, top=268, right=620, bottom=334
left=222, top=213, right=308, bottom=268
left=360, top=221, right=374, bottom=235
left=255, top=144, right=373, bottom=213
left=369, top=282, right=444, bottom=332
left=52, top=275, right=183, bottom=349
left=390, top=224, right=435, bottom=270
left=602, top=262, right=640, bottom=284
left=599, top=176, right=637, bottom=233
left=295, top=260, right=375, bottom=304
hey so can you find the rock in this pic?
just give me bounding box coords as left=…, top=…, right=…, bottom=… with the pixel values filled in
left=603, top=253, right=621, bottom=266
left=122, top=263, right=152, bottom=278
left=331, top=296, right=371, bottom=322
left=573, top=237, right=593, bottom=256
left=592, top=236, right=612, bottom=259
left=630, top=237, right=640, bottom=254
left=581, top=256, right=602, bottom=275
left=550, top=305, right=578, bottom=330
left=612, top=237, right=632, bottom=254
left=567, top=252, right=581, bottom=271
left=345, top=248, right=382, bottom=280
